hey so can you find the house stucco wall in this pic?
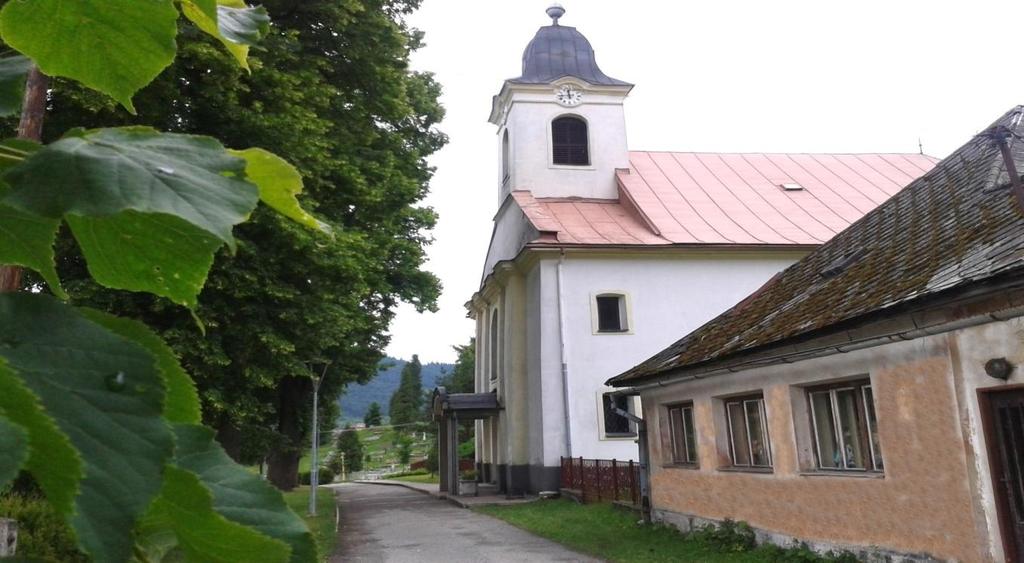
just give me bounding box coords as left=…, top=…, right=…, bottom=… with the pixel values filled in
left=639, top=317, right=1024, bottom=561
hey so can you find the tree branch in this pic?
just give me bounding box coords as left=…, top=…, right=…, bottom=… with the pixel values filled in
left=0, top=65, right=49, bottom=293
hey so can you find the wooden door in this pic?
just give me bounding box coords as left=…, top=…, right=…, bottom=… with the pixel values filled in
left=988, top=389, right=1024, bottom=561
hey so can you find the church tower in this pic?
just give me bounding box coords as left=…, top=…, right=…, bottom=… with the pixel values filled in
left=489, top=5, right=632, bottom=202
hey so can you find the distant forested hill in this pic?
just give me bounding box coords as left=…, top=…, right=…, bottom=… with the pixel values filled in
left=337, top=357, right=453, bottom=422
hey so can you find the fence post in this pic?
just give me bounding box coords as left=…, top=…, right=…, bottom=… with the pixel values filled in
left=611, top=459, right=619, bottom=502
left=629, top=460, right=637, bottom=506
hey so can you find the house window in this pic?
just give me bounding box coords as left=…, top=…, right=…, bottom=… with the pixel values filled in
left=668, top=403, right=698, bottom=466
left=807, top=380, right=882, bottom=471
left=551, top=116, right=589, bottom=165
left=489, top=309, right=499, bottom=381
left=602, top=392, right=637, bottom=438
left=595, top=294, right=628, bottom=333
left=725, top=394, right=772, bottom=468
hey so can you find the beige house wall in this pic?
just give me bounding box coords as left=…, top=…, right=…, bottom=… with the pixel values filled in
left=638, top=323, right=1024, bottom=562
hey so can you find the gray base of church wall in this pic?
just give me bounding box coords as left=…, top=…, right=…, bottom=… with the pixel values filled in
left=652, top=508, right=941, bottom=562
left=527, top=465, right=560, bottom=492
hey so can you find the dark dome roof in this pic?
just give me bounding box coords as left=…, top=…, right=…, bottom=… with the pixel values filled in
left=510, top=25, right=630, bottom=86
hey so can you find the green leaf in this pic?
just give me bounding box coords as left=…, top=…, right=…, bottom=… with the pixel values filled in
left=0, top=0, right=179, bottom=112
left=0, top=414, right=29, bottom=489
left=0, top=138, right=41, bottom=174
left=78, top=308, right=201, bottom=426
left=0, top=55, right=31, bottom=116
left=180, top=0, right=269, bottom=71
left=2, top=127, right=259, bottom=246
left=231, top=148, right=330, bottom=233
left=0, top=294, right=174, bottom=562
left=216, top=2, right=270, bottom=46
left=0, top=357, right=83, bottom=518
left=172, top=424, right=318, bottom=563
left=66, top=212, right=222, bottom=309
left=0, top=202, right=65, bottom=299
left=137, top=466, right=291, bottom=563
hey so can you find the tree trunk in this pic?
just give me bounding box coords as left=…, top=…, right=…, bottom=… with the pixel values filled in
left=266, top=376, right=309, bottom=491
left=214, top=419, right=244, bottom=463
left=0, top=66, right=50, bottom=293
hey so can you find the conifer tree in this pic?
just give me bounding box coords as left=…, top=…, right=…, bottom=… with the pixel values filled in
left=364, top=402, right=383, bottom=427
left=389, top=355, right=423, bottom=427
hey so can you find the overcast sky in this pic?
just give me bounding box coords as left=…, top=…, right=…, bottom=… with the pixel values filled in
left=383, top=0, right=1024, bottom=363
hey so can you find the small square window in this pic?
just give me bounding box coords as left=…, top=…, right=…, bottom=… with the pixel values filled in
left=602, top=393, right=637, bottom=438
left=668, top=402, right=698, bottom=466
left=596, top=294, right=628, bottom=333
left=725, top=394, right=772, bottom=468
left=807, top=380, right=882, bottom=472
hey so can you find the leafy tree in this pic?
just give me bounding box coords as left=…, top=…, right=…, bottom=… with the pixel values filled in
left=389, top=354, right=423, bottom=427
left=335, top=429, right=364, bottom=473
left=364, top=402, right=383, bottom=427
left=0, top=0, right=330, bottom=560
left=396, top=435, right=413, bottom=465
left=437, top=339, right=475, bottom=394
left=425, top=436, right=438, bottom=475
left=35, top=0, right=446, bottom=491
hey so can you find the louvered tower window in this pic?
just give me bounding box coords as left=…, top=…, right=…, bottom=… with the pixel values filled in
left=552, top=116, right=589, bottom=165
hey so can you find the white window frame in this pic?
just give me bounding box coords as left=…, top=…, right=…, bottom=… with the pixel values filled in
left=590, top=291, right=633, bottom=335
left=667, top=402, right=698, bottom=466
left=724, top=395, right=772, bottom=469
left=806, top=379, right=882, bottom=472
left=597, top=390, right=642, bottom=440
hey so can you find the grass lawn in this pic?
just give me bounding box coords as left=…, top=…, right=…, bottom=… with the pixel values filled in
left=283, top=486, right=338, bottom=561
left=478, top=499, right=841, bottom=562
left=390, top=471, right=439, bottom=484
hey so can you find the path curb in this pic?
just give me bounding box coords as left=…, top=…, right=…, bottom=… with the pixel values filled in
left=352, top=480, right=474, bottom=508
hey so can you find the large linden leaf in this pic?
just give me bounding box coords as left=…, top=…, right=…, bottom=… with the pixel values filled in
left=0, top=414, right=29, bottom=489
left=0, top=358, right=82, bottom=518
left=2, top=127, right=259, bottom=247
left=0, top=55, right=31, bottom=116
left=231, top=148, right=330, bottom=233
left=66, top=211, right=222, bottom=308
left=0, top=202, right=65, bottom=298
left=0, top=294, right=174, bottom=562
left=78, top=308, right=201, bottom=425
left=172, top=424, right=318, bottom=563
left=137, top=466, right=291, bottom=563
left=0, top=0, right=178, bottom=113
left=180, top=0, right=269, bottom=71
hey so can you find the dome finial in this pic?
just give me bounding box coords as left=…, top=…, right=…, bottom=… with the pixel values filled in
left=546, top=3, right=565, bottom=25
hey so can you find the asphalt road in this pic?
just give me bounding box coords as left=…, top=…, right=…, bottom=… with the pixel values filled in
left=330, top=482, right=600, bottom=563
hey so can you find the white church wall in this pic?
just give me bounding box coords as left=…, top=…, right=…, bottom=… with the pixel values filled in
left=558, top=251, right=805, bottom=461
left=481, top=199, right=538, bottom=279
left=504, top=88, right=629, bottom=200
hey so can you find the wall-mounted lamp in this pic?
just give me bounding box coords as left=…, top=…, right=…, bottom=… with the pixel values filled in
left=985, top=357, right=1014, bottom=380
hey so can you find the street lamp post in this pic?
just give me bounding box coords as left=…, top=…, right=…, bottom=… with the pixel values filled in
left=308, top=363, right=330, bottom=516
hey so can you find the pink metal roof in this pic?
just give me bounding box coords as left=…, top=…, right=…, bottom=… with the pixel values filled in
left=514, top=151, right=938, bottom=247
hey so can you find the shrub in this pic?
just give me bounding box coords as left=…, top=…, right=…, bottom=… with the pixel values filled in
left=318, top=467, right=335, bottom=484
left=0, top=493, right=88, bottom=562
left=691, top=518, right=756, bottom=551
left=298, top=471, right=311, bottom=486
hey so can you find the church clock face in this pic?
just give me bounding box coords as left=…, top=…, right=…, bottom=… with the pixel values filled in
left=555, top=85, right=583, bottom=107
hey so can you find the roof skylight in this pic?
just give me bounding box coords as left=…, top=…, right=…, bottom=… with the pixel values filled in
left=780, top=183, right=804, bottom=191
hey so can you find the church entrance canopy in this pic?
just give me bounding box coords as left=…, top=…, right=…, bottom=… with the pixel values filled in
left=431, top=387, right=501, bottom=496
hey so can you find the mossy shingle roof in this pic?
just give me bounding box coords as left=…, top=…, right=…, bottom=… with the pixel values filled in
left=608, top=106, right=1024, bottom=386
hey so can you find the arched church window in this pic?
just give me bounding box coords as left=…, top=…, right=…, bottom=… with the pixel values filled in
left=552, top=116, right=589, bottom=165
left=501, top=130, right=510, bottom=186
left=489, top=309, right=499, bottom=380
